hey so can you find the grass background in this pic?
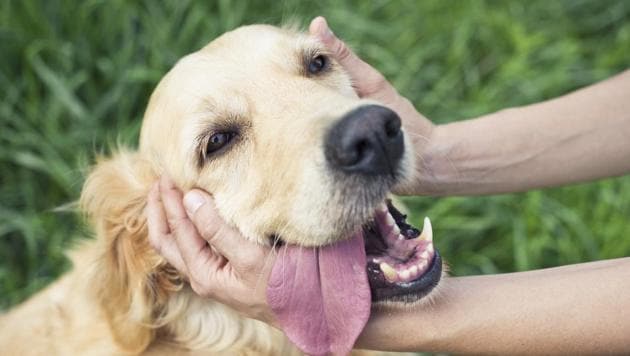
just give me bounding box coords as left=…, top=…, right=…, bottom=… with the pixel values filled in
left=1, top=0, right=629, bottom=311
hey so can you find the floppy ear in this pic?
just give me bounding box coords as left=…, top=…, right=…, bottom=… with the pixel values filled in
left=80, top=150, right=182, bottom=353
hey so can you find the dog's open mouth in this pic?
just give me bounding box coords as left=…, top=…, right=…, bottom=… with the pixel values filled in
left=363, top=200, right=442, bottom=302
left=266, top=200, right=441, bottom=355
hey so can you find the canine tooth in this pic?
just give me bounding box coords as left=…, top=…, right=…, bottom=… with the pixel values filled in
left=418, top=217, right=433, bottom=242
left=380, top=262, right=398, bottom=282
left=385, top=213, right=395, bottom=227
left=400, top=269, right=411, bottom=281
left=391, top=224, right=400, bottom=236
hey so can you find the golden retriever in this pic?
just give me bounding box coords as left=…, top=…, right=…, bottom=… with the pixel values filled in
left=0, top=25, right=441, bottom=355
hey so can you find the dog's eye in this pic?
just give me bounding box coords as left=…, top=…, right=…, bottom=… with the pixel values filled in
left=308, top=55, right=328, bottom=75
left=206, top=132, right=236, bottom=155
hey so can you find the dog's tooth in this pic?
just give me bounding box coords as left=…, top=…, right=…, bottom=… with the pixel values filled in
left=377, top=203, right=388, bottom=214
left=417, top=260, right=428, bottom=273
left=419, top=250, right=429, bottom=260
left=380, top=262, right=398, bottom=283
left=418, top=217, right=433, bottom=242
left=409, top=265, right=419, bottom=277
left=391, top=224, right=400, bottom=237
left=372, top=258, right=381, bottom=264
left=400, top=269, right=411, bottom=281
left=386, top=227, right=401, bottom=244
left=427, top=243, right=434, bottom=254
left=385, top=213, right=395, bottom=227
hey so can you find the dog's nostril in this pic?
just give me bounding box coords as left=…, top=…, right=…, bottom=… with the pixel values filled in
left=332, top=139, right=370, bottom=167
left=355, top=139, right=370, bottom=161
left=384, top=117, right=401, bottom=138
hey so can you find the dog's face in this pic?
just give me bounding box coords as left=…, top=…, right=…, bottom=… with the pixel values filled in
left=78, top=24, right=443, bottom=353
left=140, top=25, right=412, bottom=246
left=136, top=25, right=440, bottom=304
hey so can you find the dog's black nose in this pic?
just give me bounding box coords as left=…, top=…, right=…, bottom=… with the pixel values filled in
left=325, top=105, right=404, bottom=176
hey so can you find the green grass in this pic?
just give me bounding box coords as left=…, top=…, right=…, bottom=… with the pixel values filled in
left=1, top=0, right=629, bottom=309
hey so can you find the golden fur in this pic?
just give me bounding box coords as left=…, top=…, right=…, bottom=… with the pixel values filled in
left=0, top=25, right=415, bottom=355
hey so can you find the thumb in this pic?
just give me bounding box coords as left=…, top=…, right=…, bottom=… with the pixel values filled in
left=309, top=16, right=389, bottom=98
left=183, top=189, right=263, bottom=263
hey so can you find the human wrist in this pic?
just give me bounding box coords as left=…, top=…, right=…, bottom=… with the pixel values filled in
left=412, top=125, right=457, bottom=196
left=355, top=304, right=442, bottom=352
left=389, top=95, right=439, bottom=196
left=406, top=108, right=524, bottom=196
left=398, top=121, right=457, bottom=197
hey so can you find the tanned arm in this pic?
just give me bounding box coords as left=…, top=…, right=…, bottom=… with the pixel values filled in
left=417, top=70, right=630, bottom=195
left=358, top=257, right=630, bottom=354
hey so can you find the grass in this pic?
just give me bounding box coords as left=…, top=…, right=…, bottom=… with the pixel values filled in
left=1, top=0, right=629, bottom=310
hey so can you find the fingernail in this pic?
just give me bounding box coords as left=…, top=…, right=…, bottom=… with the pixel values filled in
left=184, top=190, right=206, bottom=215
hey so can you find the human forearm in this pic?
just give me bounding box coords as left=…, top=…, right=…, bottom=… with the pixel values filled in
left=357, top=257, right=630, bottom=354
left=413, top=70, right=630, bottom=196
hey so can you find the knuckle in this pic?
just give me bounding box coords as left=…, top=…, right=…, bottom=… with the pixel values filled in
left=334, top=41, right=353, bottom=62
left=168, top=215, right=191, bottom=233
left=148, top=235, right=162, bottom=253
left=360, top=74, right=390, bottom=98
left=370, top=72, right=387, bottom=87
left=197, top=220, right=221, bottom=242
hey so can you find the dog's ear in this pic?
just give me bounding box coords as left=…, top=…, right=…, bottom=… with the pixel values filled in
left=80, top=150, right=181, bottom=353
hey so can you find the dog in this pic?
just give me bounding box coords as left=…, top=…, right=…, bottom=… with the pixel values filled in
left=0, top=25, right=442, bottom=355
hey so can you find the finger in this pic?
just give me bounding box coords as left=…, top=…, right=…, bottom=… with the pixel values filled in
left=159, top=176, right=221, bottom=271
left=183, top=189, right=267, bottom=264
left=147, top=181, right=170, bottom=236
left=146, top=181, right=188, bottom=274
left=309, top=16, right=388, bottom=97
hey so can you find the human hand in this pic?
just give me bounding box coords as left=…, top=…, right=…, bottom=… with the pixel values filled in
left=309, top=17, right=434, bottom=194
left=146, top=176, right=278, bottom=326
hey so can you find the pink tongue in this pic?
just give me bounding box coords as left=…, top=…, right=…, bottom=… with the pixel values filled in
left=267, top=232, right=371, bottom=355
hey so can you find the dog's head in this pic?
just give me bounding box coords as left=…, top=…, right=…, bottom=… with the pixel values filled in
left=81, top=25, right=441, bottom=352
left=140, top=24, right=414, bottom=247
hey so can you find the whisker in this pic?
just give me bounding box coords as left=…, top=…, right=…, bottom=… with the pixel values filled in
left=254, top=221, right=292, bottom=291
left=404, top=131, right=431, bottom=142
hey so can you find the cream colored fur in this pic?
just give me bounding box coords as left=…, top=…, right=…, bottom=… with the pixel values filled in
left=0, top=25, right=415, bottom=355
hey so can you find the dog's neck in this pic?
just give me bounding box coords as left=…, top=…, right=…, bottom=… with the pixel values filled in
left=0, top=238, right=294, bottom=355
